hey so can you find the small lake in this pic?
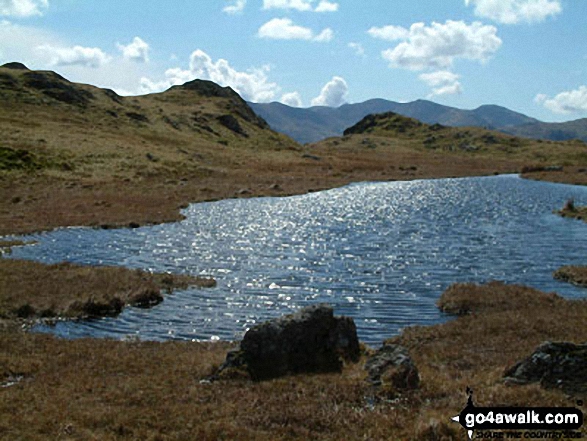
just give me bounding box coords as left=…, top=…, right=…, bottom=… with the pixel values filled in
left=7, top=175, right=587, bottom=345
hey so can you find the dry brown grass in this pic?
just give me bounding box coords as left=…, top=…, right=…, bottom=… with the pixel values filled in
left=1, top=282, right=586, bottom=440
left=557, top=203, right=587, bottom=222
left=1, top=66, right=587, bottom=236
left=0, top=259, right=215, bottom=319
left=554, top=266, right=587, bottom=287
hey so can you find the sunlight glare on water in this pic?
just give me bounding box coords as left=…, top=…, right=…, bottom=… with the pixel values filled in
left=9, top=175, right=587, bottom=345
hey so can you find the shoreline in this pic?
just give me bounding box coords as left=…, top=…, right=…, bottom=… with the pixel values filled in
left=2, top=168, right=585, bottom=238
left=2, top=171, right=586, bottom=335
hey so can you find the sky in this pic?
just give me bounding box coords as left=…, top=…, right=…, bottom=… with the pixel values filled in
left=0, top=0, right=586, bottom=122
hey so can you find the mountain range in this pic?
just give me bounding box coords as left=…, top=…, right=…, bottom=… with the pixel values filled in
left=249, top=99, right=587, bottom=145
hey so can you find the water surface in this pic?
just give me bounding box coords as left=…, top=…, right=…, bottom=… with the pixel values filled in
left=9, top=175, right=587, bottom=345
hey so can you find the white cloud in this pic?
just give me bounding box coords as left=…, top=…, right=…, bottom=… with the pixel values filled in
left=314, top=0, right=338, bottom=12
left=223, top=0, right=246, bottom=15
left=367, top=25, right=409, bottom=41
left=258, top=18, right=333, bottom=42
left=465, top=0, right=561, bottom=24
left=419, top=70, right=463, bottom=97
left=140, top=49, right=280, bottom=103
left=311, top=76, right=348, bottom=107
left=348, top=42, right=365, bottom=57
left=262, top=0, right=338, bottom=12
left=39, top=44, right=110, bottom=68
left=263, top=0, right=312, bottom=11
left=379, top=20, right=501, bottom=71
left=117, top=37, right=150, bottom=63
left=281, top=91, right=303, bottom=107
left=314, top=28, right=333, bottom=42
left=0, top=0, right=47, bottom=17
left=535, top=86, right=587, bottom=114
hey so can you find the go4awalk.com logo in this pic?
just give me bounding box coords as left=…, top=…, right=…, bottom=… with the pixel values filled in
left=451, top=389, right=584, bottom=440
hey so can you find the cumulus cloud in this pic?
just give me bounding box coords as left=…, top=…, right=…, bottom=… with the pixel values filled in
left=117, top=37, right=150, bottom=63
left=419, top=70, right=463, bottom=97
left=367, top=25, right=410, bottom=41
left=258, top=18, right=333, bottom=42
left=39, top=44, right=110, bottom=68
left=140, top=49, right=280, bottom=103
left=314, top=28, right=333, bottom=42
left=223, top=0, right=246, bottom=15
left=281, top=91, right=303, bottom=107
left=465, top=0, right=561, bottom=24
left=262, top=0, right=338, bottom=12
left=348, top=42, right=365, bottom=57
left=0, top=0, right=47, bottom=17
left=377, top=20, right=501, bottom=71
left=535, top=86, right=587, bottom=114
left=311, top=76, right=348, bottom=107
left=314, top=1, right=338, bottom=12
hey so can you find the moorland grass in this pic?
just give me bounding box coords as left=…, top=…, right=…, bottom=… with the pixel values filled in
left=1, top=282, right=586, bottom=440
left=0, top=259, right=215, bottom=319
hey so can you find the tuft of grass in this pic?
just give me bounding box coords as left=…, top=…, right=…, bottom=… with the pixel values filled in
left=554, top=266, right=587, bottom=287
left=0, top=259, right=215, bottom=319
left=558, top=201, right=587, bottom=221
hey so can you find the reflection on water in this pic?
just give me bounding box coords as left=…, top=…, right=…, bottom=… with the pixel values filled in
left=8, top=175, right=587, bottom=345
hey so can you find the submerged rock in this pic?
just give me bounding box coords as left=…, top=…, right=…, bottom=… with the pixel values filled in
left=365, top=344, right=420, bottom=392
left=217, top=304, right=360, bottom=381
left=504, top=341, right=587, bottom=395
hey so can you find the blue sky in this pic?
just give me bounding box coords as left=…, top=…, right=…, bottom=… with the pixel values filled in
left=0, top=0, right=586, bottom=122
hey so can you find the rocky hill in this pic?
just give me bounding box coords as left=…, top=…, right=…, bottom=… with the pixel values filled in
left=0, top=62, right=300, bottom=179
left=249, top=99, right=542, bottom=144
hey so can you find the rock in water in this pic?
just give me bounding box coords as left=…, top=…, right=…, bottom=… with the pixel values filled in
left=223, top=304, right=360, bottom=381
left=365, top=344, right=420, bottom=391
left=504, top=341, right=587, bottom=395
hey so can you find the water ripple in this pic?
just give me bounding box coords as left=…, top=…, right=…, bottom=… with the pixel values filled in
left=8, top=175, right=587, bottom=345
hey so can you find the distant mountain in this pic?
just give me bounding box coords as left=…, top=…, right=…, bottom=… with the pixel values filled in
left=249, top=99, right=542, bottom=144
left=502, top=119, right=587, bottom=142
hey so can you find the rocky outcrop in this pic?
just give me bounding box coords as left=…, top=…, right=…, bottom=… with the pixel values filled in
left=504, top=341, right=587, bottom=395
left=23, top=71, right=95, bottom=106
left=365, top=344, right=420, bottom=392
left=217, top=304, right=360, bottom=381
left=1, top=62, right=29, bottom=70
left=217, top=114, right=248, bottom=137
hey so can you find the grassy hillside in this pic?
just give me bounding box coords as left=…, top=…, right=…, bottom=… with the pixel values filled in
left=1, top=64, right=587, bottom=235
left=0, top=62, right=299, bottom=180
left=308, top=111, right=587, bottom=172
left=0, top=63, right=321, bottom=234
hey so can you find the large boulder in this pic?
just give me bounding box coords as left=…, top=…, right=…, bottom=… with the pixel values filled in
left=504, top=341, right=587, bottom=395
left=220, top=304, right=360, bottom=381
left=365, top=344, right=420, bottom=392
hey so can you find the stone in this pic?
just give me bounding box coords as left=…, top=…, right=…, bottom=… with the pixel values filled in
left=218, top=304, right=360, bottom=381
left=365, top=344, right=420, bottom=391
left=504, top=341, right=587, bottom=395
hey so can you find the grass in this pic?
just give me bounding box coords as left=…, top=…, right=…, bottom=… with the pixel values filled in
left=558, top=200, right=587, bottom=222
left=2, top=65, right=587, bottom=439
left=2, top=66, right=587, bottom=235
left=1, top=281, right=586, bottom=440
left=0, top=259, right=215, bottom=319
left=554, top=266, right=587, bottom=287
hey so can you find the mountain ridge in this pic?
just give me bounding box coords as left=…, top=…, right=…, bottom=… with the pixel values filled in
left=249, top=99, right=587, bottom=144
